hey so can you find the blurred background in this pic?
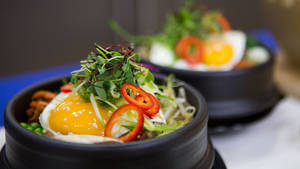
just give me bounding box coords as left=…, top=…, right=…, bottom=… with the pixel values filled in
left=2, top=0, right=300, bottom=122
left=1, top=1, right=300, bottom=168
left=4, top=0, right=300, bottom=97
left=0, top=0, right=267, bottom=76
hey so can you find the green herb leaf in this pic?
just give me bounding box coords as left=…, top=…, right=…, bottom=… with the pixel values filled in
left=70, top=43, right=157, bottom=104
left=94, top=87, right=107, bottom=100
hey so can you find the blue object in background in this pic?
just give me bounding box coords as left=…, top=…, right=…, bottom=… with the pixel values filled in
left=0, top=29, right=279, bottom=127
left=0, top=64, right=79, bottom=126
left=249, top=29, right=279, bottom=54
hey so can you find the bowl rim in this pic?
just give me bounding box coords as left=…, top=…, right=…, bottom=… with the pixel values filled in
left=142, top=45, right=275, bottom=77
left=5, top=73, right=208, bottom=152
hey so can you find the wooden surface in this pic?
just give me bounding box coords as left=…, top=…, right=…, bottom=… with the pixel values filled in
left=274, top=51, right=300, bottom=98
left=261, top=0, right=300, bottom=67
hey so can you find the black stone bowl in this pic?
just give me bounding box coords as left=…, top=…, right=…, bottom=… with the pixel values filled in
left=3, top=73, right=215, bottom=169
left=142, top=49, right=280, bottom=126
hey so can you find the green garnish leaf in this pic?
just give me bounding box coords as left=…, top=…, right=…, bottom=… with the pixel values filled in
left=94, top=87, right=107, bottom=100
left=70, top=44, right=159, bottom=105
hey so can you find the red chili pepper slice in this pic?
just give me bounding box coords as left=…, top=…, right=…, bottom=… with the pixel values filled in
left=104, top=104, right=144, bottom=142
left=175, top=36, right=204, bottom=65
left=136, top=94, right=160, bottom=117
left=121, top=83, right=153, bottom=110
left=61, top=84, right=74, bottom=93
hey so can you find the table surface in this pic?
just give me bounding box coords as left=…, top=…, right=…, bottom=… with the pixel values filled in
left=211, top=96, right=300, bottom=169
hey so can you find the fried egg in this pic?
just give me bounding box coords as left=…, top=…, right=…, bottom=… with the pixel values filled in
left=39, top=92, right=121, bottom=143
left=203, top=30, right=246, bottom=71
left=154, top=31, right=246, bottom=71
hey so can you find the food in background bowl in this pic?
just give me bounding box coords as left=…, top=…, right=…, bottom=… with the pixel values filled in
left=19, top=44, right=197, bottom=144
left=110, top=0, right=270, bottom=71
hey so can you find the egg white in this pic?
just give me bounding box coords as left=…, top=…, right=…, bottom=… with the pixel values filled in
left=39, top=92, right=70, bottom=130
left=174, top=59, right=208, bottom=71
left=173, top=59, right=190, bottom=70
left=223, top=30, right=247, bottom=68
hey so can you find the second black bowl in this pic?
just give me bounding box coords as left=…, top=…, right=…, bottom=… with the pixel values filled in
left=143, top=52, right=280, bottom=126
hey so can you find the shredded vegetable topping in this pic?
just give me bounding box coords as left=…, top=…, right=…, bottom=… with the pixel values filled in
left=70, top=44, right=196, bottom=139
left=21, top=43, right=197, bottom=143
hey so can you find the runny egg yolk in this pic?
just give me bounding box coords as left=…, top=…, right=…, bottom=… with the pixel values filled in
left=48, top=93, right=111, bottom=136
left=204, top=41, right=233, bottom=66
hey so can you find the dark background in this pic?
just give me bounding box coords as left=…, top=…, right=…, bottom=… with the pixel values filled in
left=0, top=0, right=264, bottom=76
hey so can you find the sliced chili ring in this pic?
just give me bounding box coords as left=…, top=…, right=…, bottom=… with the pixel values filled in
left=104, top=104, right=144, bottom=142
left=175, top=37, right=187, bottom=59
left=61, top=84, right=74, bottom=93
left=136, top=94, right=160, bottom=117
left=175, top=36, right=204, bottom=65
left=135, top=95, right=144, bottom=102
left=121, top=83, right=153, bottom=110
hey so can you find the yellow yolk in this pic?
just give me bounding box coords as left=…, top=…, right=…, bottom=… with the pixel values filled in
left=204, top=41, right=233, bottom=66
left=48, top=93, right=111, bottom=136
